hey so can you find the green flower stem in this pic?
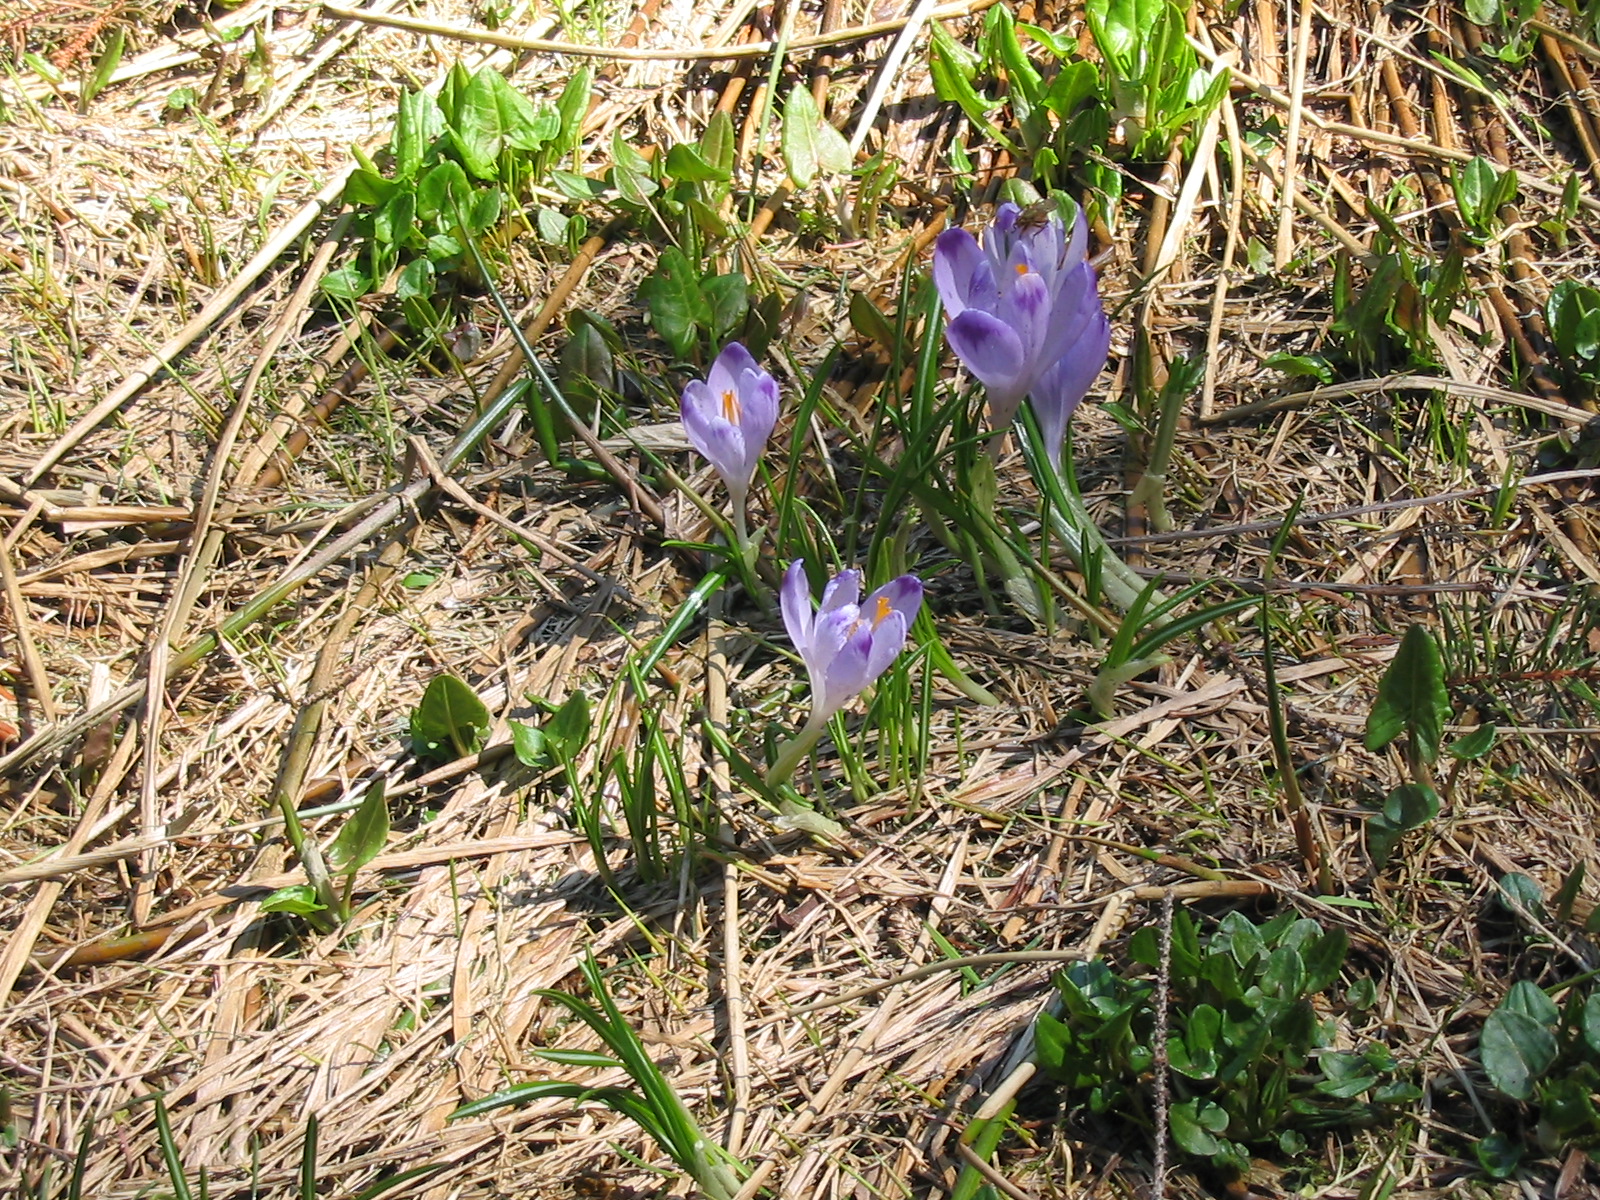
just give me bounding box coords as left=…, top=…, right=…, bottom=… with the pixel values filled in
left=766, top=711, right=828, bottom=788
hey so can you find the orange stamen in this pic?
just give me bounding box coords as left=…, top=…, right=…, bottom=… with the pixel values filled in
left=871, top=595, right=893, bottom=627
left=721, top=389, right=741, bottom=422
left=1014, top=263, right=1029, bottom=276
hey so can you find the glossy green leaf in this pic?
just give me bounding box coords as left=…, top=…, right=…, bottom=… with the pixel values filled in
left=702, top=272, right=749, bottom=344
left=639, top=246, right=709, bottom=361
left=664, top=141, right=730, bottom=183
left=700, top=109, right=735, bottom=176
left=1474, top=1132, right=1522, bottom=1180
left=781, top=83, right=851, bottom=188
left=510, top=720, right=549, bottom=767
left=416, top=159, right=470, bottom=221
left=929, top=26, right=1012, bottom=149
left=546, top=689, right=592, bottom=759
left=1365, top=623, right=1449, bottom=761
left=455, top=67, right=546, bottom=178
left=554, top=65, right=594, bottom=157
left=409, top=673, right=491, bottom=761
left=1447, top=723, right=1497, bottom=760
left=392, top=89, right=444, bottom=180
left=260, top=884, right=328, bottom=916
left=326, top=779, right=389, bottom=875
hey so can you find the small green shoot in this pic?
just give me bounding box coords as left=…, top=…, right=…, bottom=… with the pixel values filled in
left=451, top=953, right=746, bottom=1199
left=260, top=779, right=390, bottom=930
left=409, top=673, right=492, bottom=762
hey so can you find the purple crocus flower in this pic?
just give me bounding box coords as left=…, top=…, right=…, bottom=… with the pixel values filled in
left=780, top=560, right=923, bottom=724
left=679, top=342, right=780, bottom=510
left=1032, top=301, right=1111, bottom=470
left=932, top=202, right=1109, bottom=438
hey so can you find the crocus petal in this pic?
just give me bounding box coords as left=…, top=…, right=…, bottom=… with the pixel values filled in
left=817, top=632, right=874, bottom=719
left=818, top=569, right=862, bottom=615
left=1031, top=312, right=1111, bottom=469
left=712, top=341, right=761, bottom=381
left=945, top=310, right=1028, bottom=396
left=780, top=560, right=814, bottom=649
left=932, top=229, right=995, bottom=318
left=863, top=575, right=924, bottom=629
left=736, top=367, right=780, bottom=447
left=680, top=380, right=749, bottom=485
left=860, top=610, right=909, bottom=684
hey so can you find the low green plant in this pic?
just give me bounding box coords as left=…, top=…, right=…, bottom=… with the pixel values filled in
left=1476, top=870, right=1600, bottom=1175
left=259, top=778, right=391, bottom=930
left=1546, top=280, right=1600, bottom=396
left=451, top=953, right=746, bottom=1199
left=1363, top=624, right=1497, bottom=867
left=1451, top=155, right=1519, bottom=243
left=1035, top=909, right=1418, bottom=1178
left=326, top=61, right=591, bottom=313
left=410, top=672, right=492, bottom=762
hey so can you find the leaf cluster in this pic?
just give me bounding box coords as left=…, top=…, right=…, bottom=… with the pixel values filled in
left=1477, top=871, right=1600, bottom=1174
left=326, top=62, right=593, bottom=308
left=1035, top=909, right=1417, bottom=1176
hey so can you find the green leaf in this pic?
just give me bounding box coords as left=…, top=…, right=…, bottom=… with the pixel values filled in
left=455, top=67, right=545, bottom=178
left=929, top=26, right=1012, bottom=149
left=464, top=186, right=502, bottom=237
left=1381, top=783, right=1440, bottom=833
left=609, top=129, right=658, bottom=203
left=80, top=24, right=125, bottom=109
left=1086, top=0, right=1167, bottom=81
left=553, top=65, right=594, bottom=157
left=533, top=1048, right=623, bottom=1069
left=395, top=257, right=434, bottom=303
left=409, top=674, right=491, bottom=761
left=260, top=884, right=328, bottom=916
left=1474, top=1132, right=1522, bottom=1180
left=701, top=273, right=749, bottom=345
left=1447, top=723, right=1497, bottom=760
left=1498, top=872, right=1548, bottom=922
left=392, top=89, right=445, bottom=180
left=1265, top=352, right=1334, bottom=383
left=1169, top=1099, right=1226, bottom=1156
left=1554, top=861, right=1586, bottom=923
left=700, top=109, right=735, bottom=176
left=320, top=263, right=372, bottom=301
left=416, top=159, right=470, bottom=221
left=781, top=83, right=851, bottom=188
left=664, top=141, right=730, bottom=183
left=1481, top=1000, right=1558, bottom=1099
left=1365, top=624, right=1449, bottom=762
left=848, top=291, right=898, bottom=347
left=510, top=720, right=549, bottom=767
left=326, top=780, right=389, bottom=875
left=546, top=689, right=592, bottom=759
left=639, top=246, right=710, bottom=361
left=1452, top=156, right=1500, bottom=233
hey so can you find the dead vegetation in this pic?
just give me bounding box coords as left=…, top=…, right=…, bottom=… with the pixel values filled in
left=3, top=0, right=1600, bottom=1196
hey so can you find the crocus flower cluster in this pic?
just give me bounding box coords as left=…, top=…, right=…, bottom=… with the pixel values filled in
left=932, top=202, right=1111, bottom=467
left=678, top=345, right=923, bottom=786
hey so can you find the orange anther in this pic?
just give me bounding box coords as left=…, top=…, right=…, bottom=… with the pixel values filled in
left=721, top=389, right=741, bottom=421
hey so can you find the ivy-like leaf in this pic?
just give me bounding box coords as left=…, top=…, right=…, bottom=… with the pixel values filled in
left=781, top=83, right=851, bottom=188
left=409, top=674, right=491, bottom=761
left=1365, top=624, right=1449, bottom=762
left=326, top=779, right=390, bottom=875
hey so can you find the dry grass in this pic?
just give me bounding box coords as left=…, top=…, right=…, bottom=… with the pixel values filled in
left=3, top=0, right=1600, bottom=1196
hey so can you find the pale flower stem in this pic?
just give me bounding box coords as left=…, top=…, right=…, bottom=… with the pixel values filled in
left=765, top=711, right=828, bottom=788
left=1047, top=487, right=1166, bottom=620
left=730, top=490, right=753, bottom=567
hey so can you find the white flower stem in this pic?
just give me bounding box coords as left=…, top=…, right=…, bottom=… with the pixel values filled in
left=765, top=710, right=828, bottom=788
